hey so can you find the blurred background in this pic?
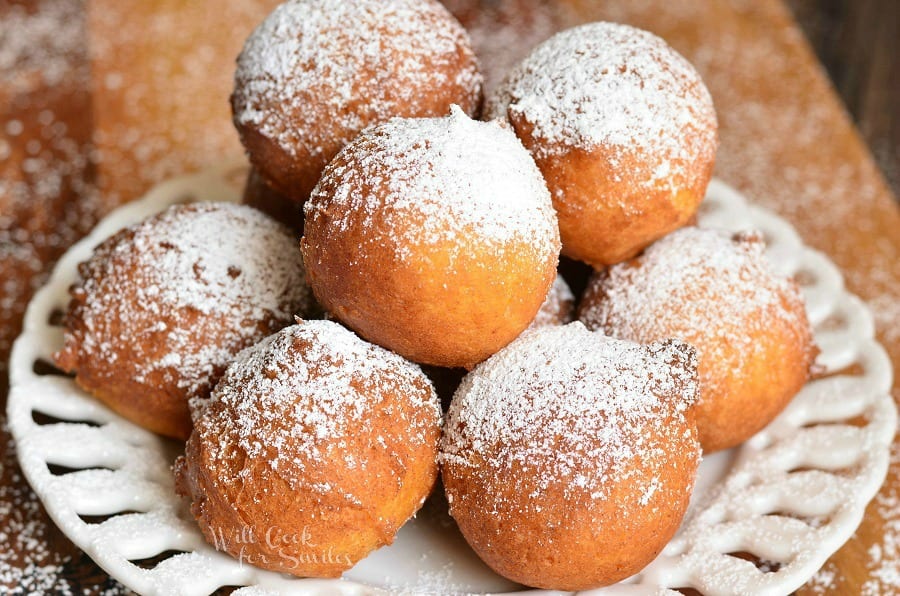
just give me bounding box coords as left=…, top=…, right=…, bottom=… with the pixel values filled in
left=788, top=0, right=898, bottom=196
left=0, top=0, right=897, bottom=593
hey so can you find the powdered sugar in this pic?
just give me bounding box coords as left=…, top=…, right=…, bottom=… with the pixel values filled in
left=0, top=424, right=126, bottom=595
left=528, top=273, right=575, bottom=330
left=1, top=0, right=98, bottom=386
left=441, top=322, right=699, bottom=505
left=0, top=2, right=86, bottom=95
left=198, top=320, right=441, bottom=492
left=485, top=21, right=717, bottom=187
left=855, top=443, right=900, bottom=595
left=115, top=205, right=303, bottom=317
left=58, top=202, right=312, bottom=397
left=304, top=107, right=559, bottom=263
left=441, top=0, right=571, bottom=96
left=232, top=0, right=482, bottom=159
left=579, top=227, right=809, bottom=397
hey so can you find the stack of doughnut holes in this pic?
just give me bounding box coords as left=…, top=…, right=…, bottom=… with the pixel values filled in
left=55, top=0, right=816, bottom=589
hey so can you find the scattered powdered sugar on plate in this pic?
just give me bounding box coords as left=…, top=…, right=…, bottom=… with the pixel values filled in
left=485, top=21, right=717, bottom=188
left=233, top=0, right=482, bottom=159
left=441, top=322, right=699, bottom=504
left=56, top=202, right=312, bottom=397
left=858, top=442, right=900, bottom=595
left=806, top=444, right=900, bottom=595
left=0, top=424, right=128, bottom=595
left=400, top=561, right=463, bottom=596
left=305, top=106, right=559, bottom=263
left=579, top=227, right=809, bottom=397
left=198, top=320, right=441, bottom=493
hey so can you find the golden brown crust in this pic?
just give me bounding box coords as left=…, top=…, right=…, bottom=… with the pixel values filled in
left=301, top=110, right=560, bottom=369
left=518, top=123, right=713, bottom=266
left=444, top=427, right=697, bottom=589
left=175, top=321, right=442, bottom=577
left=486, top=22, right=718, bottom=268
left=231, top=0, right=483, bottom=203
left=54, top=203, right=315, bottom=440
left=578, top=228, right=817, bottom=453
left=440, top=325, right=701, bottom=589
left=234, top=123, right=328, bottom=206
left=242, top=167, right=304, bottom=231
left=304, top=216, right=556, bottom=369
left=689, top=292, right=816, bottom=451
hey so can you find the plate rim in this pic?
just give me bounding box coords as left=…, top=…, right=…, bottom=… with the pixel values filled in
left=6, top=166, right=896, bottom=596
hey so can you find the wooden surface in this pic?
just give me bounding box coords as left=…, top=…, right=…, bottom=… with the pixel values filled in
left=788, top=0, right=899, bottom=198
left=86, top=0, right=281, bottom=210
left=0, top=0, right=897, bottom=593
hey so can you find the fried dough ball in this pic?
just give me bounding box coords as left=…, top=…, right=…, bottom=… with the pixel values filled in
left=528, top=273, right=575, bottom=330
left=175, top=320, right=442, bottom=577
left=301, top=107, right=561, bottom=369
left=54, top=202, right=314, bottom=440
left=440, top=323, right=701, bottom=590
left=242, top=167, right=304, bottom=231
left=578, top=227, right=817, bottom=452
left=486, top=22, right=718, bottom=267
left=232, top=0, right=483, bottom=203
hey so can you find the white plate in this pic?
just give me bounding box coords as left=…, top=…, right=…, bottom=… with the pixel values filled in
left=7, top=161, right=896, bottom=596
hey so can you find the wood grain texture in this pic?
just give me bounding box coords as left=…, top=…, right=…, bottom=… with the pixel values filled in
left=0, top=2, right=125, bottom=592
left=0, top=0, right=897, bottom=594
left=787, top=0, right=899, bottom=198
left=87, top=0, right=282, bottom=209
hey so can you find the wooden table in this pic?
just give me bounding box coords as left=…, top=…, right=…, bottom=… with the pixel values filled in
left=788, top=0, right=899, bottom=200
left=1, top=0, right=897, bottom=593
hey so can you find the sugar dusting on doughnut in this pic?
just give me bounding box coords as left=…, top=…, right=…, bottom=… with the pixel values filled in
left=301, top=107, right=560, bottom=368
left=65, top=203, right=311, bottom=394
left=487, top=21, right=717, bottom=183
left=196, top=320, right=441, bottom=490
left=55, top=202, right=314, bottom=436
left=529, top=273, right=575, bottom=329
left=439, top=322, right=701, bottom=589
left=579, top=226, right=816, bottom=452
left=108, top=204, right=307, bottom=318
left=484, top=21, right=718, bottom=267
left=441, top=322, right=699, bottom=502
left=305, top=106, right=558, bottom=264
left=176, top=320, right=442, bottom=576
left=233, top=0, right=482, bottom=160
left=579, top=227, right=810, bottom=397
